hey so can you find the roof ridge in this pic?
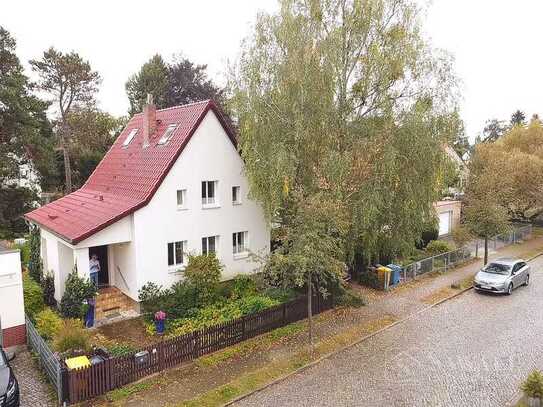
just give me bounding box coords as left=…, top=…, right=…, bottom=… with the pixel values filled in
left=132, top=100, right=211, bottom=116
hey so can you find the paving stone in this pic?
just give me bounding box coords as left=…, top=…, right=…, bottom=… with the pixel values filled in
left=11, top=350, right=56, bottom=407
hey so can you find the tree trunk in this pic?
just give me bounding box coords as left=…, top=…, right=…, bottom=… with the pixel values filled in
left=61, top=123, right=72, bottom=193
left=484, top=236, right=489, bottom=265
left=307, top=270, right=313, bottom=355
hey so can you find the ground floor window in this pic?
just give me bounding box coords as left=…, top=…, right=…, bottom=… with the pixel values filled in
left=168, top=241, right=187, bottom=266
left=202, top=235, right=218, bottom=255
left=233, top=231, right=248, bottom=254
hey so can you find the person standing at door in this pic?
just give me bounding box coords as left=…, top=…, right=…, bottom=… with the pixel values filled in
left=89, top=254, right=100, bottom=286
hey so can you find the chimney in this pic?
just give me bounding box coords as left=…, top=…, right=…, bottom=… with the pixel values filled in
left=142, top=93, right=156, bottom=148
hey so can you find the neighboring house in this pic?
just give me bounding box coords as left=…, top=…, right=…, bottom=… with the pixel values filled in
left=0, top=242, right=26, bottom=348
left=25, top=99, right=270, bottom=315
left=434, top=199, right=462, bottom=237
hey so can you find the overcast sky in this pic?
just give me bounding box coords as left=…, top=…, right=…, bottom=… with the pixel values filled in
left=3, top=0, right=542, bottom=141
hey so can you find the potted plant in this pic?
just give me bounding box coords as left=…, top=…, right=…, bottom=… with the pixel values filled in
left=522, top=370, right=543, bottom=407
left=154, top=311, right=166, bottom=334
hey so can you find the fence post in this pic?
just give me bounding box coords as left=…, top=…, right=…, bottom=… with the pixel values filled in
left=241, top=316, right=246, bottom=340
left=475, top=241, right=478, bottom=258
left=282, top=302, right=287, bottom=325
left=513, top=230, right=516, bottom=244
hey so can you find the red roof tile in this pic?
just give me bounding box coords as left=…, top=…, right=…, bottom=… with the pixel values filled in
left=25, top=100, right=235, bottom=244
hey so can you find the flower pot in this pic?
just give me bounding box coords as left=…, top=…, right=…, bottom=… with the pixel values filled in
left=155, top=319, right=165, bottom=334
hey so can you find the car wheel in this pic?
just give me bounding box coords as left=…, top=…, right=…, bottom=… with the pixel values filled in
left=507, top=283, right=513, bottom=295
left=525, top=274, right=530, bottom=286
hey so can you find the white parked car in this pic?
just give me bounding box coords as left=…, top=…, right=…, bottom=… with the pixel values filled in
left=473, top=257, right=530, bottom=295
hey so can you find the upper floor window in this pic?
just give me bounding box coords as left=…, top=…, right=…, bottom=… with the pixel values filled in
left=232, top=186, right=241, bottom=205
left=157, top=124, right=178, bottom=145
left=167, top=240, right=187, bottom=267
left=176, top=189, right=187, bottom=209
left=122, top=128, right=138, bottom=147
left=202, top=235, right=218, bottom=255
left=233, top=231, right=248, bottom=255
left=202, top=181, right=218, bottom=206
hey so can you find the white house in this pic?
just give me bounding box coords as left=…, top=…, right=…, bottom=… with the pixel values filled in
left=26, top=99, right=270, bottom=317
left=0, top=243, right=26, bottom=348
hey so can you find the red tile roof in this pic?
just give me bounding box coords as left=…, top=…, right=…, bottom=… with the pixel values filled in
left=25, top=100, right=236, bottom=244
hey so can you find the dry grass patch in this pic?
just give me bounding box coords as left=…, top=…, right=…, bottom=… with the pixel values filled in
left=420, top=287, right=457, bottom=304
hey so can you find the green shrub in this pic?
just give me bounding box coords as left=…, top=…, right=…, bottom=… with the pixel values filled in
left=426, top=240, right=453, bottom=256
left=232, top=274, right=257, bottom=299
left=59, top=268, right=97, bottom=319
left=107, top=343, right=136, bottom=357
left=35, top=308, right=63, bottom=340
left=53, top=319, right=91, bottom=353
left=23, top=273, right=45, bottom=319
left=359, top=270, right=382, bottom=289
left=138, top=282, right=169, bottom=315
left=15, top=240, right=30, bottom=266
left=42, top=272, right=56, bottom=306
left=418, top=229, right=439, bottom=249
left=28, top=225, right=42, bottom=283
left=184, top=253, right=222, bottom=304
left=237, top=295, right=278, bottom=314
left=521, top=370, right=543, bottom=399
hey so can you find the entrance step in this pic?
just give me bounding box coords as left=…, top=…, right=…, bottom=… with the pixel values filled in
left=95, top=287, right=137, bottom=321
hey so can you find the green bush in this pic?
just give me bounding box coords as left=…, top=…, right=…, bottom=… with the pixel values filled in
left=42, top=272, right=56, bottom=306
left=15, top=240, right=30, bottom=266
left=28, top=225, right=42, bottom=283
left=231, top=274, right=256, bottom=299
left=107, top=343, right=136, bottom=357
left=359, top=270, right=383, bottom=289
left=161, top=295, right=280, bottom=337
left=22, top=273, right=45, bottom=319
left=53, top=319, right=91, bottom=353
left=521, top=370, right=543, bottom=399
left=35, top=308, right=63, bottom=340
left=60, top=269, right=97, bottom=319
left=184, top=253, right=223, bottom=304
left=426, top=240, right=453, bottom=256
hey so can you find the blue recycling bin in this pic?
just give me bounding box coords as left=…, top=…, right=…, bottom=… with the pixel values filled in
left=386, top=264, right=402, bottom=286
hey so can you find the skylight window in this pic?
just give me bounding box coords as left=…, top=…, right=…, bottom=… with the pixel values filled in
left=122, top=128, right=138, bottom=147
left=157, top=124, right=178, bottom=145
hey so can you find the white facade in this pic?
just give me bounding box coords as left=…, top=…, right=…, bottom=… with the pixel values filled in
left=39, top=110, right=270, bottom=302
left=0, top=248, right=25, bottom=334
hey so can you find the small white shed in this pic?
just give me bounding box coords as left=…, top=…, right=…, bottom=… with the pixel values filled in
left=0, top=243, right=26, bottom=348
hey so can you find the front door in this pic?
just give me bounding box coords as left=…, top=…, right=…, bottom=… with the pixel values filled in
left=89, top=245, right=109, bottom=286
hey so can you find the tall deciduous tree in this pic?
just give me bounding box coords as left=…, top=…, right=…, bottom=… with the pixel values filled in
left=126, top=54, right=223, bottom=115
left=231, top=0, right=458, bottom=343
left=30, top=48, right=101, bottom=193
left=463, top=144, right=511, bottom=264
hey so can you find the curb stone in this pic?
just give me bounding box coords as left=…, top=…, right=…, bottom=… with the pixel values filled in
left=224, top=250, right=543, bottom=407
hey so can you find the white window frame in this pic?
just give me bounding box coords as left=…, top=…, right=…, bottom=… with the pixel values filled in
left=202, top=235, right=219, bottom=255
left=201, top=180, right=219, bottom=207
left=232, top=231, right=249, bottom=258
left=157, top=123, right=178, bottom=145
left=167, top=240, right=187, bottom=271
left=176, top=189, right=187, bottom=210
left=232, top=186, right=241, bottom=205
left=122, top=128, right=138, bottom=147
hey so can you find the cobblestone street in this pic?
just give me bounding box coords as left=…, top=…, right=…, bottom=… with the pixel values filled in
left=235, top=254, right=543, bottom=407
left=11, top=350, right=55, bottom=407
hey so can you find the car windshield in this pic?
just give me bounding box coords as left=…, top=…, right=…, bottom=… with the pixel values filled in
left=483, top=263, right=511, bottom=275
left=0, top=351, right=6, bottom=367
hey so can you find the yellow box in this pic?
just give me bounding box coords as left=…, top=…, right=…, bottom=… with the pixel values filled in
left=65, top=355, right=91, bottom=370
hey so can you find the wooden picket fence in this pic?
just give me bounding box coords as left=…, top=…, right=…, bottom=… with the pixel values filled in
left=66, top=294, right=333, bottom=403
